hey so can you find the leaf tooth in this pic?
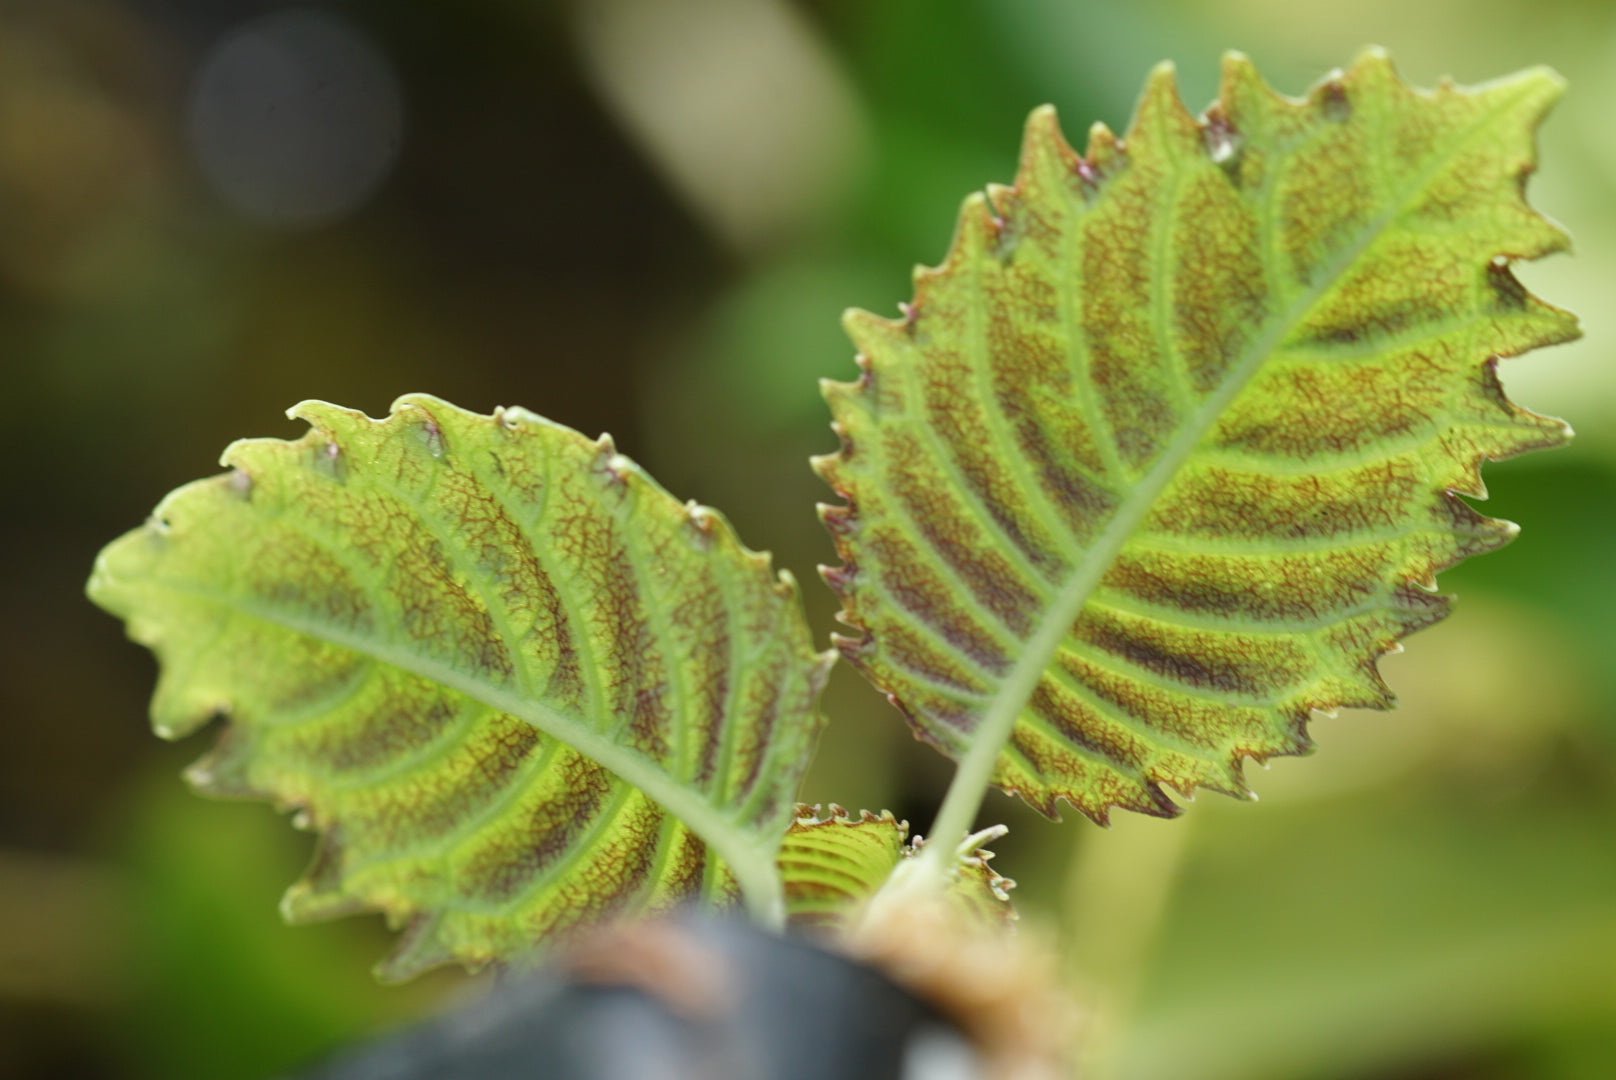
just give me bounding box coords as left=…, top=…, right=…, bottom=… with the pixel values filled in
left=183, top=726, right=263, bottom=798
left=818, top=563, right=855, bottom=605
left=374, top=914, right=463, bottom=983
left=1256, top=706, right=1317, bottom=759
left=1471, top=62, right=1566, bottom=143
left=1084, top=120, right=1124, bottom=176
left=1217, top=49, right=1276, bottom=112
left=1016, top=104, right=1087, bottom=197
left=1440, top=454, right=1489, bottom=501
left=1471, top=374, right=1574, bottom=462
left=819, top=554, right=856, bottom=593
left=817, top=502, right=858, bottom=538
left=279, top=830, right=368, bottom=926
left=389, top=391, right=451, bottom=419
left=813, top=424, right=860, bottom=493
left=150, top=678, right=225, bottom=742
left=1353, top=662, right=1398, bottom=711
left=1432, top=497, right=1520, bottom=567
left=810, top=450, right=842, bottom=491
left=1316, top=652, right=1398, bottom=712
left=1342, top=45, right=1397, bottom=98
left=279, top=878, right=369, bottom=926
left=820, top=376, right=873, bottom=428
left=1126, top=60, right=1201, bottom=162
left=1059, top=780, right=1178, bottom=825
left=1485, top=262, right=1577, bottom=344
left=829, top=624, right=873, bottom=658
left=1131, top=781, right=1183, bottom=819
left=843, top=306, right=910, bottom=358
left=285, top=398, right=367, bottom=432
left=942, top=191, right=1001, bottom=277
left=820, top=562, right=858, bottom=596
left=1216, top=763, right=1258, bottom=803
left=1005, top=779, right=1071, bottom=823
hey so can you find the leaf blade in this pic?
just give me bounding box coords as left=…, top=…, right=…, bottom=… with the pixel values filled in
left=817, top=52, right=1576, bottom=830
left=92, top=394, right=831, bottom=973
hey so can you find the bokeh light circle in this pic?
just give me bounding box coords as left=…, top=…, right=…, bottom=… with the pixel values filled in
left=187, top=9, right=404, bottom=229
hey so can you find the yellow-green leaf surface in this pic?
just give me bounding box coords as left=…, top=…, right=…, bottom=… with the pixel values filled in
left=90, top=395, right=831, bottom=976
left=816, top=52, right=1576, bottom=826
left=779, top=805, right=1014, bottom=932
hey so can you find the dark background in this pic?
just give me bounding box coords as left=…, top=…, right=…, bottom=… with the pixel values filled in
left=3, top=1, right=1616, bottom=1077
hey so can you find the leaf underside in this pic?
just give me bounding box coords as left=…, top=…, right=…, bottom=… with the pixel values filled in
left=779, top=804, right=1014, bottom=932
left=90, top=395, right=829, bottom=977
left=816, top=51, right=1577, bottom=822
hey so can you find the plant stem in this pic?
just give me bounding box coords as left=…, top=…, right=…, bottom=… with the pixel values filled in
left=726, top=839, right=788, bottom=931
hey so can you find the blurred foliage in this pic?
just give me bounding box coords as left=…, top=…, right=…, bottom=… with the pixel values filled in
left=3, top=0, right=1615, bottom=1078
left=116, top=762, right=469, bottom=1080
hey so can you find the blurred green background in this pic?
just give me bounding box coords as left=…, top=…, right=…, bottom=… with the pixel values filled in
left=2, top=0, right=1614, bottom=1077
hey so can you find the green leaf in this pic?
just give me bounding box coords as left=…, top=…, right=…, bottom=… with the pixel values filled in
left=815, top=51, right=1577, bottom=828
left=779, top=804, right=1014, bottom=931
left=90, top=395, right=831, bottom=976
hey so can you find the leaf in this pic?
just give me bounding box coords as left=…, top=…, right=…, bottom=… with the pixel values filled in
left=90, top=395, right=831, bottom=976
left=779, top=805, right=908, bottom=932
left=815, top=51, right=1577, bottom=824
left=779, top=804, right=1014, bottom=932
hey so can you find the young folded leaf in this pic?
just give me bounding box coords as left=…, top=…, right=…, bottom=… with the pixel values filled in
left=816, top=51, right=1577, bottom=828
left=778, top=805, right=1014, bottom=932
left=90, top=395, right=831, bottom=976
